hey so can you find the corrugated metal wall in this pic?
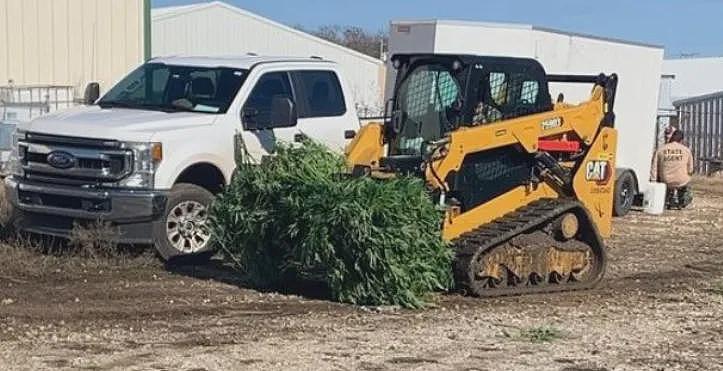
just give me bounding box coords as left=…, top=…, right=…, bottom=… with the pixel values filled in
left=152, top=2, right=385, bottom=115
left=676, top=93, right=723, bottom=174
left=0, top=0, right=146, bottom=96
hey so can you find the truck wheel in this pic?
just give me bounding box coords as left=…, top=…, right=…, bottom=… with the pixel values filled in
left=613, top=171, right=636, bottom=217
left=153, top=183, right=215, bottom=263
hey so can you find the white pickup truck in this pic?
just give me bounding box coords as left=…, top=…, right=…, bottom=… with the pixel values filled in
left=5, top=56, right=359, bottom=260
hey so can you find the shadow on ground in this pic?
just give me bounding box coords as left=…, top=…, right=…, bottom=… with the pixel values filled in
left=166, top=257, right=334, bottom=301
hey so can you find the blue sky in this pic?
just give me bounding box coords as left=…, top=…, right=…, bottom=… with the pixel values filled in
left=153, top=0, right=723, bottom=58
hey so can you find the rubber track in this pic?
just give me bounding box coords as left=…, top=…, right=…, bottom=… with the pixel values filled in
left=452, top=198, right=607, bottom=297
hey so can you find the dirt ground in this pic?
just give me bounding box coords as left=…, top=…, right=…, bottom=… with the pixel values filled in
left=1, top=179, right=722, bottom=371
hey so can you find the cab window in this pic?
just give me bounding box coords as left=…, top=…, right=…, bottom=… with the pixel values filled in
left=473, top=69, right=545, bottom=125
left=391, top=64, right=461, bottom=155
left=243, top=72, right=295, bottom=128
left=293, top=71, right=346, bottom=118
left=99, top=63, right=246, bottom=114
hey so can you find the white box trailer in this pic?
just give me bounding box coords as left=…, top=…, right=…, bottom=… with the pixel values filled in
left=388, top=20, right=664, bottom=215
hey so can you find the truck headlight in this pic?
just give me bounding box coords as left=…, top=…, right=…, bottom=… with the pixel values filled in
left=7, top=129, right=25, bottom=177
left=118, top=142, right=162, bottom=188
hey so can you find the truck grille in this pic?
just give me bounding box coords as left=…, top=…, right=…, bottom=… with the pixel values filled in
left=19, top=132, right=132, bottom=186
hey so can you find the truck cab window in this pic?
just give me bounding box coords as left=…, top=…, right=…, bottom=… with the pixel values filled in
left=244, top=72, right=295, bottom=128
left=123, top=68, right=169, bottom=102
left=293, top=71, right=346, bottom=118
left=98, top=63, right=246, bottom=114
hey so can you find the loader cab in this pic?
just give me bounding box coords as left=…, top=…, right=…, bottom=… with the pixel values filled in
left=387, top=54, right=552, bottom=158
left=467, top=57, right=553, bottom=124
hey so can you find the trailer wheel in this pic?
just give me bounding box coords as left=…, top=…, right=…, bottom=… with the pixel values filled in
left=613, top=171, right=636, bottom=217
left=153, top=183, right=215, bottom=263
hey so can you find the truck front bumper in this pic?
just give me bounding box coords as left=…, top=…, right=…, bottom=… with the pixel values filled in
left=4, top=177, right=168, bottom=244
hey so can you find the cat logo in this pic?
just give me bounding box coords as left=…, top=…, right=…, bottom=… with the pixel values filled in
left=585, top=160, right=611, bottom=183
left=541, top=117, right=563, bottom=131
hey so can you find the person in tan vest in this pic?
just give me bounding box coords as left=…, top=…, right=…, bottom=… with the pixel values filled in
left=651, top=130, right=694, bottom=208
left=664, top=125, right=676, bottom=143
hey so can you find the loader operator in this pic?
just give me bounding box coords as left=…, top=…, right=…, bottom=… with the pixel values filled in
left=472, top=73, right=506, bottom=124
left=650, top=130, right=694, bottom=209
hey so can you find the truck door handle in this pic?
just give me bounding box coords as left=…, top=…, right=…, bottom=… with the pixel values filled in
left=294, top=133, right=308, bottom=143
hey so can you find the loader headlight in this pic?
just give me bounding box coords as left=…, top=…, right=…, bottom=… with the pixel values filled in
left=117, top=142, right=162, bottom=189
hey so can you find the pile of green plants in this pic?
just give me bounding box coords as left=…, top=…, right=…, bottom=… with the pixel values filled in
left=210, top=141, right=453, bottom=308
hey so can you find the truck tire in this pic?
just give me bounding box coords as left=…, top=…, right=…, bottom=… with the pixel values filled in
left=613, top=171, right=636, bottom=217
left=153, top=183, right=215, bottom=263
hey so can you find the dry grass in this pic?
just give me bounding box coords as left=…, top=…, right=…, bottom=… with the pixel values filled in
left=0, top=184, right=157, bottom=274
left=0, top=180, right=12, bottom=234
left=0, top=238, right=159, bottom=280
left=691, top=175, right=723, bottom=196
left=0, top=222, right=158, bottom=280
left=711, top=281, right=723, bottom=296
left=68, top=220, right=122, bottom=260
left=0, top=237, right=55, bottom=279
left=519, top=326, right=563, bottom=343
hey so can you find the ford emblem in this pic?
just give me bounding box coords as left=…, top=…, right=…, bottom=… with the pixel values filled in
left=47, top=151, right=76, bottom=169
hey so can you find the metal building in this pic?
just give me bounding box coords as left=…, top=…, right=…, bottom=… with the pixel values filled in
left=0, top=0, right=149, bottom=120
left=663, top=57, right=723, bottom=101
left=675, top=91, right=723, bottom=174
left=662, top=58, right=723, bottom=173
left=152, top=1, right=385, bottom=116
left=0, top=0, right=148, bottom=93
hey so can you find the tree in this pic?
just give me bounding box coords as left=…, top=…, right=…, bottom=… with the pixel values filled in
left=298, top=25, right=388, bottom=59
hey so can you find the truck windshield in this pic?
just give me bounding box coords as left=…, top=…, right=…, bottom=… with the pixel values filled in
left=390, top=64, right=461, bottom=155
left=98, top=63, right=247, bottom=114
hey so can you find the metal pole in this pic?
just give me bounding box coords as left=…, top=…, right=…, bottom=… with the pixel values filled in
left=144, top=0, right=152, bottom=61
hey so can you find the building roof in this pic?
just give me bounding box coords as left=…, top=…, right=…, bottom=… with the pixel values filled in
left=673, top=90, right=723, bottom=106
left=149, top=55, right=335, bottom=70
left=665, top=56, right=723, bottom=65
left=664, top=57, right=723, bottom=101
left=152, top=1, right=383, bottom=66
left=152, top=3, right=205, bottom=18
left=391, top=19, right=663, bottom=49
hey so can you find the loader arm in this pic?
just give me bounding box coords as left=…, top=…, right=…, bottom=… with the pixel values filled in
left=344, top=122, right=384, bottom=171
left=429, top=82, right=618, bottom=240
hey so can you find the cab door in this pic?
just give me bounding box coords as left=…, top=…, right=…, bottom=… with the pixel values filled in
left=239, top=71, right=300, bottom=159
left=290, top=69, right=358, bottom=152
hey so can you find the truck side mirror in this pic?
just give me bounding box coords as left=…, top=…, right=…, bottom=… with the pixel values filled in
left=84, top=82, right=100, bottom=105
left=269, top=96, right=297, bottom=128
left=241, top=107, right=259, bottom=130
left=241, top=97, right=297, bottom=131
